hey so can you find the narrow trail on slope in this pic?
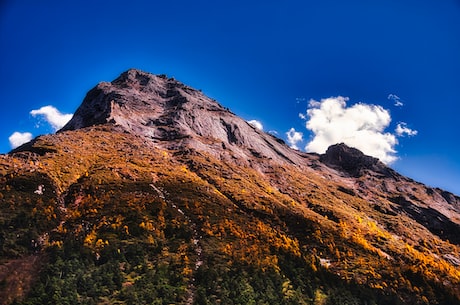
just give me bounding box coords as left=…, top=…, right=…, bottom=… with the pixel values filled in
left=150, top=183, right=203, bottom=305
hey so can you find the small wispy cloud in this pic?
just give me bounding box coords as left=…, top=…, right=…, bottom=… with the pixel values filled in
left=388, top=94, right=404, bottom=107
left=9, top=131, right=33, bottom=149
left=295, top=97, right=306, bottom=104
left=395, top=122, right=418, bottom=137
left=247, top=119, right=263, bottom=131
left=286, top=128, right=303, bottom=150
left=30, top=105, right=73, bottom=131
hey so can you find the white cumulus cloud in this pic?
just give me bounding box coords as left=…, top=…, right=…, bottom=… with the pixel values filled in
left=9, top=131, right=33, bottom=149
left=30, top=105, right=73, bottom=131
left=6, top=105, right=72, bottom=150
left=395, top=122, right=418, bottom=137
left=247, top=119, right=263, bottom=131
left=303, top=96, right=399, bottom=164
left=286, top=127, right=303, bottom=150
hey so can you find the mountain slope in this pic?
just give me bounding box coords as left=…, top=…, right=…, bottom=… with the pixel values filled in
left=1, top=69, right=459, bottom=305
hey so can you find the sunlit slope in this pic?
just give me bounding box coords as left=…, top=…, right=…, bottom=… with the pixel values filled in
left=1, top=126, right=459, bottom=305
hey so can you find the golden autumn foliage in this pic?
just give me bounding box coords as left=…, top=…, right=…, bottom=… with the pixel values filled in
left=0, top=125, right=459, bottom=305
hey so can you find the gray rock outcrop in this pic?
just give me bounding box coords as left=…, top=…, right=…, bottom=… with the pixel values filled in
left=61, top=69, right=306, bottom=165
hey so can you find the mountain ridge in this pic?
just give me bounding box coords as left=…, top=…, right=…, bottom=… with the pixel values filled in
left=58, top=69, right=459, bottom=211
left=60, top=68, right=307, bottom=168
left=1, top=69, right=459, bottom=304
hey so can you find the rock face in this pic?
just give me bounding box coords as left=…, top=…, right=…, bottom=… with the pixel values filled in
left=320, top=143, right=396, bottom=178
left=62, top=69, right=304, bottom=165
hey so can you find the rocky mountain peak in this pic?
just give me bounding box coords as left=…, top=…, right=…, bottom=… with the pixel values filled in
left=319, top=143, right=394, bottom=177
left=61, top=68, right=223, bottom=133
left=60, top=69, right=306, bottom=165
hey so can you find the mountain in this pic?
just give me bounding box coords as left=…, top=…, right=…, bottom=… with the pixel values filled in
left=60, top=69, right=306, bottom=166
left=1, top=69, right=459, bottom=305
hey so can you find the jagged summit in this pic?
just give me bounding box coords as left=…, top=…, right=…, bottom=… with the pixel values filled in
left=61, top=68, right=226, bottom=135
left=320, top=143, right=396, bottom=178
left=61, top=69, right=306, bottom=165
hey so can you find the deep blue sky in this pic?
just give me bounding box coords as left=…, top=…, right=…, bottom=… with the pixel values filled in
left=1, top=0, right=459, bottom=195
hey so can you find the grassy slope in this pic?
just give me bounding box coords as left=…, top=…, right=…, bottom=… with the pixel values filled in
left=0, top=126, right=459, bottom=305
